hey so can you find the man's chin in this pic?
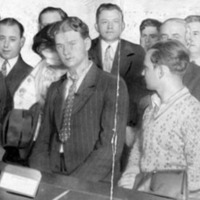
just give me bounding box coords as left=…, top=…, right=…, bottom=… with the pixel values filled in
left=1, top=54, right=11, bottom=60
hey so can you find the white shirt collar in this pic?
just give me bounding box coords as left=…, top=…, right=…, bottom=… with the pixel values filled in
left=66, top=61, right=93, bottom=93
left=101, top=40, right=119, bottom=60
left=0, top=56, right=19, bottom=75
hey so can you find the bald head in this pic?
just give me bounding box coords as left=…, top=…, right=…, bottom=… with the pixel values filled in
left=160, top=18, right=187, bottom=46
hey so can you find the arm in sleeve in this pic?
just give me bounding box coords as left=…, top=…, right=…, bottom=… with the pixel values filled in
left=182, top=107, right=200, bottom=192
left=29, top=84, right=55, bottom=172
left=118, top=137, right=141, bottom=189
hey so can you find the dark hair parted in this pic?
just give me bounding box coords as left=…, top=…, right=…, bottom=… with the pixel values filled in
left=38, top=6, right=68, bottom=25
left=96, top=3, right=124, bottom=22
left=140, top=18, right=162, bottom=33
left=32, top=22, right=57, bottom=56
left=150, top=40, right=189, bottom=76
left=0, top=18, right=24, bottom=37
left=52, top=17, right=90, bottom=39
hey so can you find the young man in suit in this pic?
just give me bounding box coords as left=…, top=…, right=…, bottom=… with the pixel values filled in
left=30, top=17, right=128, bottom=183
left=0, top=18, right=33, bottom=164
left=89, top=3, right=146, bottom=171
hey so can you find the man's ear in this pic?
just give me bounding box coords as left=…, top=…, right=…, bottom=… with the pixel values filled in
left=121, top=22, right=125, bottom=32
left=95, top=23, right=99, bottom=33
left=20, top=36, right=25, bottom=48
left=85, top=37, right=91, bottom=51
left=159, top=64, right=169, bottom=79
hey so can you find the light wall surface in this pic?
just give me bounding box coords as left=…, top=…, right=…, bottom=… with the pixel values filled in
left=0, top=0, right=200, bottom=66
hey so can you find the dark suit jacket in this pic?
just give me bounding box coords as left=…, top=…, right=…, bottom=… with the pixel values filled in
left=183, top=62, right=200, bottom=101
left=30, top=63, right=129, bottom=183
left=1, top=55, right=32, bottom=164
left=3, top=55, right=33, bottom=119
left=89, top=38, right=147, bottom=126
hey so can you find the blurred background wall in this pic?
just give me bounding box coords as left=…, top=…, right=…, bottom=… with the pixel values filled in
left=0, top=0, right=200, bottom=66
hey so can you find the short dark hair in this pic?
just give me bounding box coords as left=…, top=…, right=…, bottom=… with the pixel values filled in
left=185, top=15, right=200, bottom=23
left=38, top=6, right=68, bottom=25
left=150, top=40, right=189, bottom=76
left=0, top=18, right=24, bottom=37
left=96, top=3, right=124, bottom=22
left=140, top=18, right=161, bottom=33
left=52, top=16, right=90, bottom=39
left=32, top=22, right=56, bottom=56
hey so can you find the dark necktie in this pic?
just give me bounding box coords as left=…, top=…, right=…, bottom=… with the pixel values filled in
left=1, top=60, right=7, bottom=76
left=59, top=75, right=77, bottom=143
left=103, top=45, right=113, bottom=72
left=59, top=75, right=77, bottom=173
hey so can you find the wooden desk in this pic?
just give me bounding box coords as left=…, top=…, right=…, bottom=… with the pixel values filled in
left=0, top=162, right=171, bottom=200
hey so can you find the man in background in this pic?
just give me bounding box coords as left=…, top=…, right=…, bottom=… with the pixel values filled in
left=0, top=18, right=32, bottom=164
left=89, top=3, right=146, bottom=171
left=185, top=15, right=200, bottom=66
left=139, top=18, right=161, bottom=51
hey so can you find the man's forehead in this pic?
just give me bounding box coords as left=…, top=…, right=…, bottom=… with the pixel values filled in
left=55, top=30, right=81, bottom=41
left=99, top=9, right=123, bottom=19
left=0, top=24, right=20, bottom=34
left=187, top=21, right=200, bottom=29
left=142, top=26, right=159, bottom=33
left=161, top=21, right=185, bottom=32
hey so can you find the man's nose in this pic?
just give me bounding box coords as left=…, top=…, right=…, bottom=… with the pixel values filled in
left=3, top=39, right=9, bottom=48
left=108, top=22, right=113, bottom=29
left=145, top=36, right=150, bottom=44
left=63, top=45, right=70, bottom=56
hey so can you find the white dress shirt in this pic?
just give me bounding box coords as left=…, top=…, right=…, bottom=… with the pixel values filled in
left=0, top=56, right=18, bottom=75
left=101, top=40, right=118, bottom=71
left=64, top=61, right=92, bottom=99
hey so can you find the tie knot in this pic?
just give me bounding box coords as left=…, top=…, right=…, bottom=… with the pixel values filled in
left=68, top=73, right=78, bottom=82
left=106, top=45, right=111, bottom=53
left=3, top=59, right=8, bottom=64
left=105, top=45, right=113, bottom=59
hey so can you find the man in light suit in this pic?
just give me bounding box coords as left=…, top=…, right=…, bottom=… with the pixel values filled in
left=0, top=18, right=32, bottom=164
left=89, top=3, right=146, bottom=171
left=30, top=17, right=128, bottom=183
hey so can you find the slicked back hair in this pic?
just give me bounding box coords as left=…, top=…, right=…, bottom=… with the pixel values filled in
left=150, top=40, right=189, bottom=76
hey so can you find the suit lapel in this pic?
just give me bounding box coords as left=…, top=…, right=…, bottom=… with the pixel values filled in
left=90, top=38, right=103, bottom=69
left=54, top=75, right=67, bottom=130
left=72, top=64, right=97, bottom=114
left=6, top=55, right=32, bottom=96
left=111, top=40, right=135, bottom=76
left=54, top=66, right=97, bottom=130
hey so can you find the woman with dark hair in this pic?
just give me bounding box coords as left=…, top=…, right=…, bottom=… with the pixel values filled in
left=14, top=6, right=68, bottom=109
left=14, top=22, right=66, bottom=109
left=31, top=23, right=67, bottom=106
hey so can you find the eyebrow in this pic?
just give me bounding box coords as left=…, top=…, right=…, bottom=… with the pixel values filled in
left=172, top=33, right=181, bottom=37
